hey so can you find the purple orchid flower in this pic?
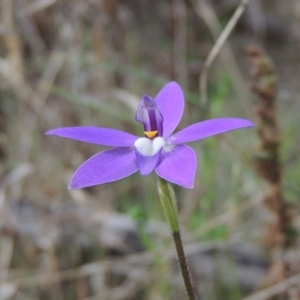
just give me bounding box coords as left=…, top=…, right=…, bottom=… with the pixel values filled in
left=46, top=82, right=254, bottom=189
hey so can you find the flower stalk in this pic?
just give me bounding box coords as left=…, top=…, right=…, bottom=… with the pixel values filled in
left=157, top=176, right=196, bottom=300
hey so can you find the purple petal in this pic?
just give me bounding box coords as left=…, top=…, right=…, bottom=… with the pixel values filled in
left=156, top=145, right=196, bottom=188
left=69, top=147, right=138, bottom=189
left=135, top=149, right=162, bottom=176
left=155, top=82, right=184, bottom=138
left=170, top=118, right=255, bottom=144
left=46, top=127, right=138, bottom=147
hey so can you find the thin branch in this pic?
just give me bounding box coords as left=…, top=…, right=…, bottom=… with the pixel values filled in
left=193, top=0, right=251, bottom=110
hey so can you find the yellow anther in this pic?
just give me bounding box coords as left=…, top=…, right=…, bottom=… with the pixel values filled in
left=144, top=130, right=158, bottom=139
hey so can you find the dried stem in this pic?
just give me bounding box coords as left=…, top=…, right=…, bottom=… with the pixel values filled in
left=192, top=0, right=251, bottom=111
left=246, top=45, right=295, bottom=288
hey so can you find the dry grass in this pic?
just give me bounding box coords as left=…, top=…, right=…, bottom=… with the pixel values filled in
left=0, top=0, right=300, bottom=299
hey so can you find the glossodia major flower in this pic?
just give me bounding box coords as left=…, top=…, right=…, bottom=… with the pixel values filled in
left=46, top=82, right=254, bottom=189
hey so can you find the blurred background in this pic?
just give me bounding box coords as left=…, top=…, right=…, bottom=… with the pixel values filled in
left=0, top=0, right=300, bottom=299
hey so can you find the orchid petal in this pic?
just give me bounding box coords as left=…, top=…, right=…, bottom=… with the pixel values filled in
left=155, top=82, right=184, bottom=138
left=46, top=127, right=138, bottom=147
left=69, top=148, right=138, bottom=189
left=170, top=118, right=255, bottom=144
left=135, top=149, right=162, bottom=176
left=156, top=145, right=196, bottom=188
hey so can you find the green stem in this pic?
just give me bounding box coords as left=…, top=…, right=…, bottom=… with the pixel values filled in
left=173, top=231, right=196, bottom=300
left=157, top=176, right=196, bottom=300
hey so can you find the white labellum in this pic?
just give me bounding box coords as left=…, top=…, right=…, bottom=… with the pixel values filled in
left=134, top=137, right=165, bottom=156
